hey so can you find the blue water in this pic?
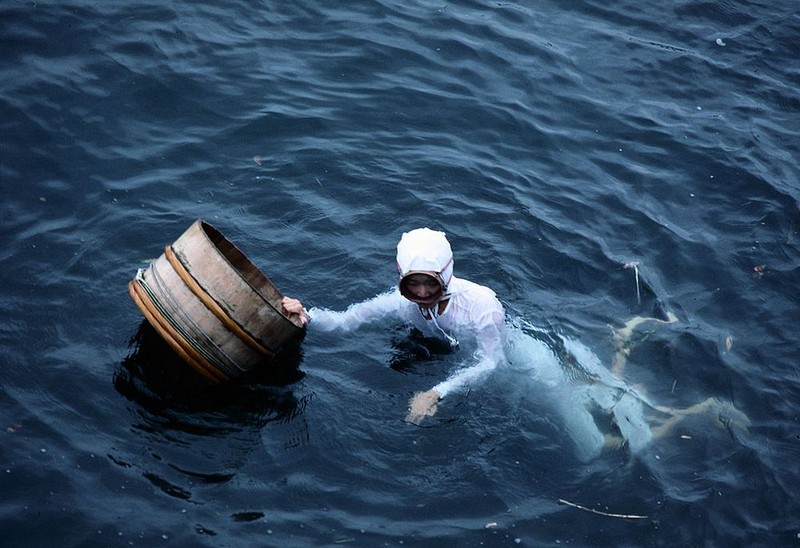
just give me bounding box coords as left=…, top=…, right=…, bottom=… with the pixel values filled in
left=2, top=0, right=799, bottom=545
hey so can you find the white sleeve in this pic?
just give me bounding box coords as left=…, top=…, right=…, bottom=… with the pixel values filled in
left=432, top=305, right=506, bottom=398
left=306, top=289, right=406, bottom=333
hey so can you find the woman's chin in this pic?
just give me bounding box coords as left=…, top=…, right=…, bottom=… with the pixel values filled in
left=409, top=295, right=441, bottom=307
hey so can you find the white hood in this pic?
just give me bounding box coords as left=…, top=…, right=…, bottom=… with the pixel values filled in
left=396, top=228, right=454, bottom=302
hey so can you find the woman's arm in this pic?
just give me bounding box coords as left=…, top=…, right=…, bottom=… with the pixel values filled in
left=406, top=307, right=506, bottom=423
left=285, top=289, right=407, bottom=333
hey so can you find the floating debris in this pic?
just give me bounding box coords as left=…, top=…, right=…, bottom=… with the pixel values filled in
left=715, top=38, right=726, bottom=47
left=624, top=261, right=641, bottom=305
left=253, top=155, right=263, bottom=165
left=558, top=498, right=648, bottom=520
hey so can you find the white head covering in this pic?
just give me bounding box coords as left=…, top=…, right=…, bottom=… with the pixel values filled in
left=396, top=228, right=454, bottom=304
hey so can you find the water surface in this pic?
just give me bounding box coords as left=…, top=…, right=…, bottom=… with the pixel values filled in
left=1, top=1, right=799, bottom=545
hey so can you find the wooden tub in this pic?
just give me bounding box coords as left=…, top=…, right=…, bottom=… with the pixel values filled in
left=128, top=220, right=304, bottom=382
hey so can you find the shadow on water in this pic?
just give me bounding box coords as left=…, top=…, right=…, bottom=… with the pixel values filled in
left=389, top=327, right=455, bottom=374
left=109, top=322, right=309, bottom=501
left=115, top=321, right=305, bottom=414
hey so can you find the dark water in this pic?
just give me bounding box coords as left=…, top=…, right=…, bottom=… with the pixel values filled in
left=2, top=0, right=799, bottom=545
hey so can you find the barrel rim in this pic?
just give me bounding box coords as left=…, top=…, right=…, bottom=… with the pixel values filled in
left=194, top=219, right=305, bottom=333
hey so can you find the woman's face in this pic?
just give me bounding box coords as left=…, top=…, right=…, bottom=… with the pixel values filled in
left=402, top=273, right=442, bottom=303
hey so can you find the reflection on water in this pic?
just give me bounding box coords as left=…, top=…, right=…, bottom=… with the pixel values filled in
left=389, top=327, right=457, bottom=374
left=111, top=322, right=308, bottom=500
left=116, top=321, right=305, bottom=412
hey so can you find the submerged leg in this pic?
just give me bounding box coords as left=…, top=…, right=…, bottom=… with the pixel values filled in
left=651, top=397, right=751, bottom=439
left=611, top=312, right=678, bottom=377
left=554, top=390, right=605, bottom=463
left=610, top=392, right=653, bottom=454
left=561, top=337, right=656, bottom=455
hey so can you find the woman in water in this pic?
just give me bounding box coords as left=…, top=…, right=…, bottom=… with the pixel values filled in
left=282, top=227, right=506, bottom=424
left=281, top=227, right=747, bottom=461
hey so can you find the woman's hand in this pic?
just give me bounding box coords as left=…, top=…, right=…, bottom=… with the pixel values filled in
left=406, top=389, right=441, bottom=424
left=281, top=296, right=309, bottom=326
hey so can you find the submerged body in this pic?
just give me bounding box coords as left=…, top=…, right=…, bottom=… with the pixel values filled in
left=308, top=290, right=655, bottom=461
left=505, top=321, right=653, bottom=461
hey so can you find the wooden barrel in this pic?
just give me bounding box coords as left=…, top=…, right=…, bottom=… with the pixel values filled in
left=128, top=219, right=305, bottom=382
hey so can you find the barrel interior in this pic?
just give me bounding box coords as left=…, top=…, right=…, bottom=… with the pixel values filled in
left=199, top=221, right=291, bottom=321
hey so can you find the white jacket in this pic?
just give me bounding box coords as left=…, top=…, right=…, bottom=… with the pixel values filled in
left=307, top=228, right=506, bottom=398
